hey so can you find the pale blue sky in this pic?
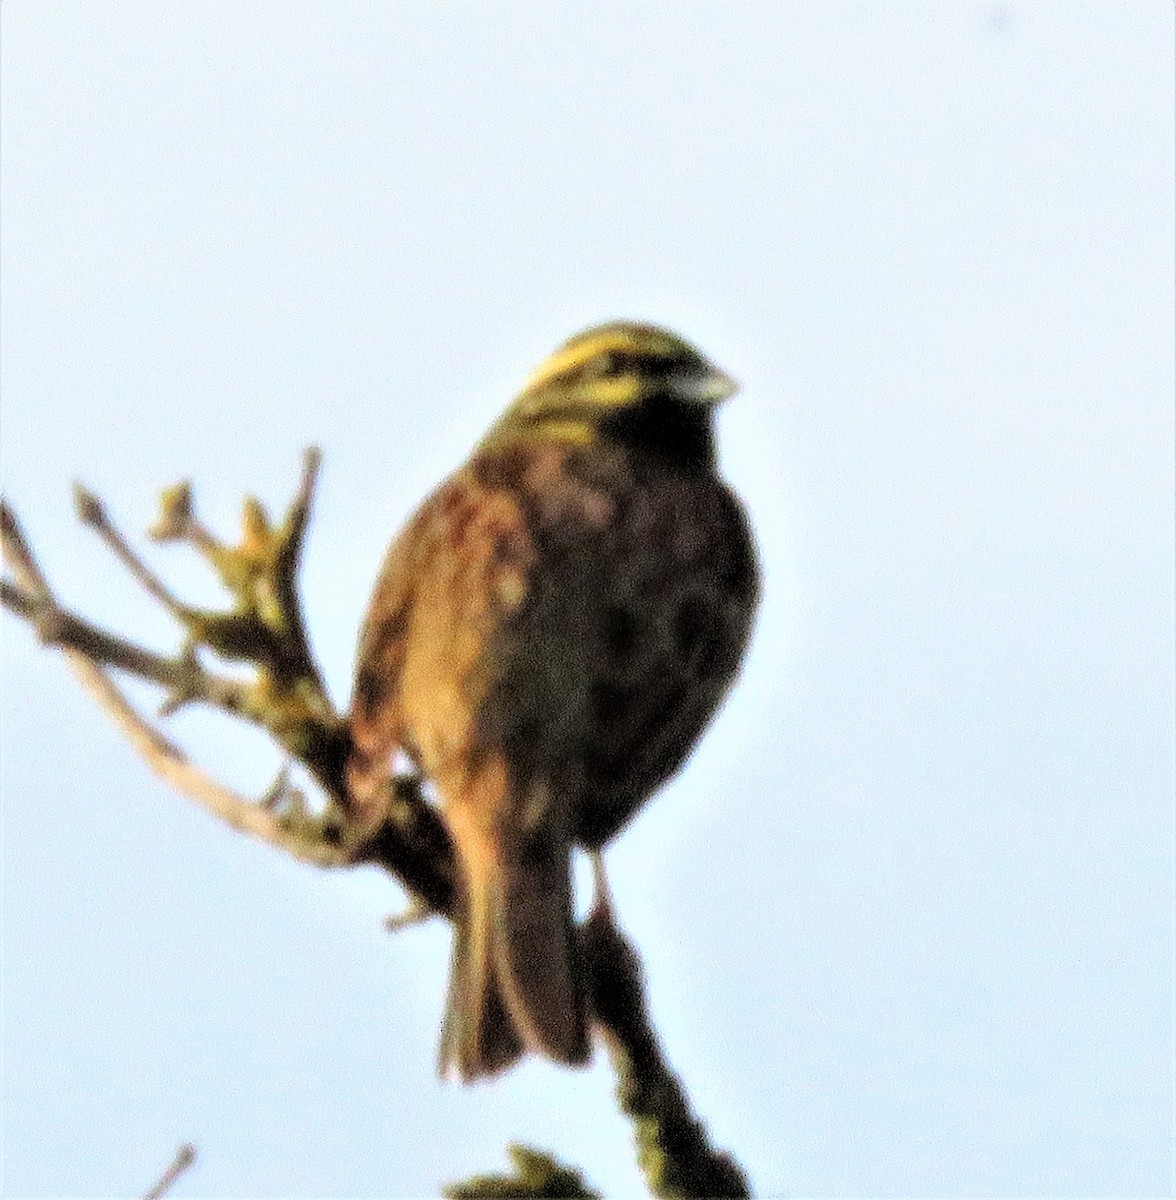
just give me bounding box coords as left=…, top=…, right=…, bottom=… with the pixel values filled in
left=2, top=4, right=1172, bottom=1197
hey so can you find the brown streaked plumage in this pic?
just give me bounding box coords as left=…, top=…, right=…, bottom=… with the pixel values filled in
left=347, top=321, right=759, bottom=1081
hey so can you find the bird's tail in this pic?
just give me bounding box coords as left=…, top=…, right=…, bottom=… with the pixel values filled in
left=438, top=768, right=589, bottom=1081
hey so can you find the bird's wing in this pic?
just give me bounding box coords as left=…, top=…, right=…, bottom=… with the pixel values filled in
left=347, top=456, right=539, bottom=826
left=346, top=501, right=433, bottom=829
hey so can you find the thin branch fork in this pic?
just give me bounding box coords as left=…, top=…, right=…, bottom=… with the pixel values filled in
left=0, top=456, right=446, bottom=880
left=2, top=495, right=351, bottom=870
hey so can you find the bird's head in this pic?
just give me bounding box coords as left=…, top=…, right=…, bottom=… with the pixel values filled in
left=487, top=321, right=738, bottom=467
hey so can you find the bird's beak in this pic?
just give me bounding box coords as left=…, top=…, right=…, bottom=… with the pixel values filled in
left=675, top=363, right=740, bottom=406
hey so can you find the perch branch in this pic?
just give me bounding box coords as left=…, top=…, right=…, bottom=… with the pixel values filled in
left=582, top=859, right=750, bottom=1199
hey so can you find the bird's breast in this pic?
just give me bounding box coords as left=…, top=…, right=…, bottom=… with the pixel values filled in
left=460, top=440, right=759, bottom=845
left=394, top=438, right=757, bottom=843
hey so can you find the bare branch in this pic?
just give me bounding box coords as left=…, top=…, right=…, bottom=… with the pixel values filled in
left=1, top=579, right=250, bottom=715
left=2, top=500, right=349, bottom=869
left=445, top=1144, right=600, bottom=1199
left=3, top=471, right=453, bottom=896
left=583, top=890, right=751, bottom=1199
left=141, top=1143, right=196, bottom=1200
left=75, top=483, right=190, bottom=619
left=1, top=499, right=51, bottom=596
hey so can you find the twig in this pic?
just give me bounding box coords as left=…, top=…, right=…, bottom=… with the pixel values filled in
left=1, top=579, right=252, bottom=715
left=1, top=499, right=50, bottom=595
left=383, top=894, right=435, bottom=933
left=141, top=1142, right=196, bottom=1200
left=2, top=504, right=349, bottom=869
left=75, top=484, right=189, bottom=619
left=3, top=475, right=454, bottom=893
left=445, top=1144, right=600, bottom=1199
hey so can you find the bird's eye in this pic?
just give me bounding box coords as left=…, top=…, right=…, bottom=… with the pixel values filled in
left=603, top=351, right=637, bottom=376
left=585, top=352, right=618, bottom=379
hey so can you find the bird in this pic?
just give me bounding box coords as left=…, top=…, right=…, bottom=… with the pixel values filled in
left=347, top=321, right=759, bottom=1081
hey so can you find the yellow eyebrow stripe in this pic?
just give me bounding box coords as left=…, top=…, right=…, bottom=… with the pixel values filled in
left=522, top=326, right=680, bottom=393
left=521, top=335, right=613, bottom=391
